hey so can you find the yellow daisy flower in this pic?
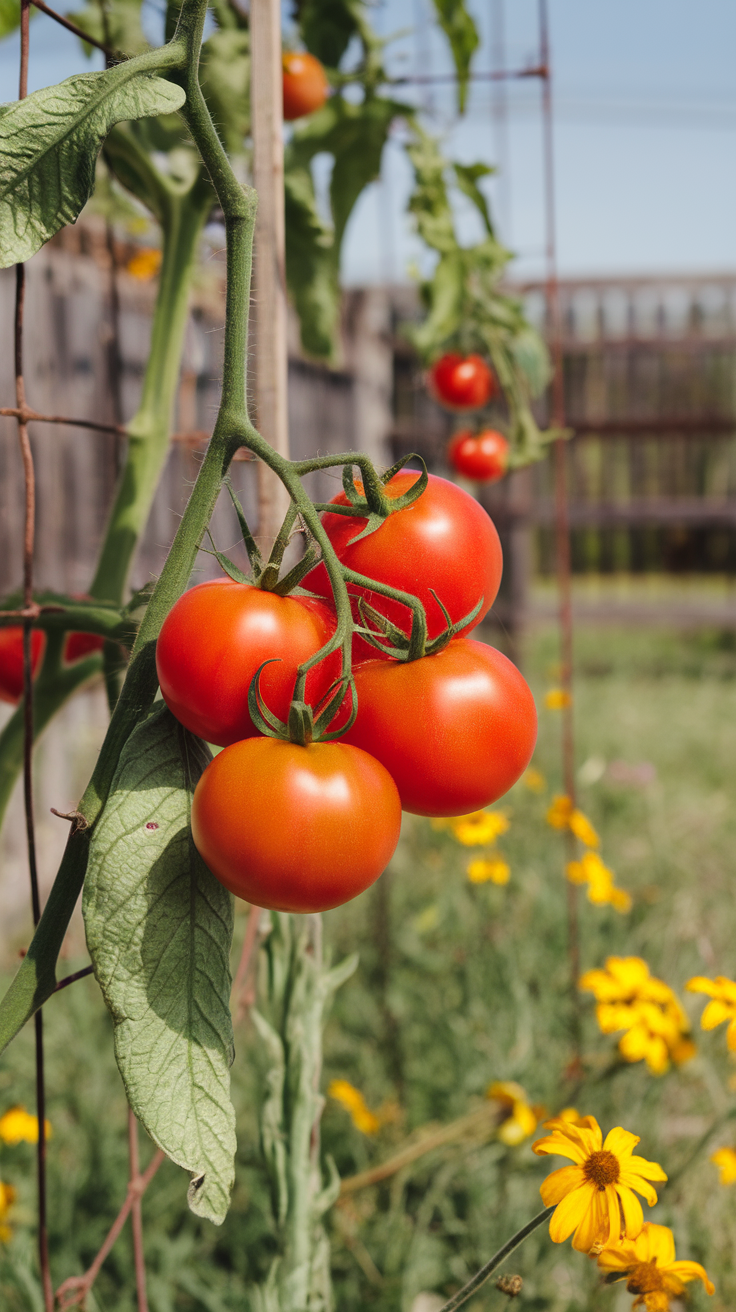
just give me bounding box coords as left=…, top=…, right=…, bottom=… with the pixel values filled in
left=566, top=851, right=631, bottom=914
left=126, top=247, right=162, bottom=280
left=486, top=1082, right=543, bottom=1146
left=328, top=1080, right=380, bottom=1136
left=568, top=809, right=600, bottom=848
left=467, top=857, right=510, bottom=885
left=0, top=1180, right=16, bottom=1243
left=546, top=795, right=574, bottom=829
left=711, top=1146, right=736, bottom=1185
left=0, top=1105, right=51, bottom=1145
left=580, top=960, right=694, bottom=1075
left=545, top=688, right=572, bottom=710
left=686, top=975, right=736, bottom=1049
left=522, top=767, right=546, bottom=793
left=450, top=810, right=510, bottom=846
left=597, top=1222, right=714, bottom=1308
left=532, top=1117, right=667, bottom=1254
left=546, top=796, right=600, bottom=847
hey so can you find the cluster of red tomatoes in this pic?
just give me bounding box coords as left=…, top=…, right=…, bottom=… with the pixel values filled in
left=0, top=626, right=104, bottom=705
left=157, top=470, right=537, bottom=915
left=428, top=353, right=510, bottom=486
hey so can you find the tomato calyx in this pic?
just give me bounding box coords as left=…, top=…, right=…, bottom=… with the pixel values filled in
left=313, top=454, right=429, bottom=545
left=206, top=483, right=319, bottom=596
left=248, top=659, right=358, bottom=747
left=356, top=588, right=483, bottom=661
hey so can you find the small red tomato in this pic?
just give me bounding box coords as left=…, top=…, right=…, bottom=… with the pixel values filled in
left=305, top=470, right=503, bottom=661
left=448, top=429, right=510, bottom=483
left=64, top=632, right=106, bottom=663
left=282, top=51, right=329, bottom=121
left=338, top=639, right=537, bottom=816
left=429, top=354, right=495, bottom=410
left=156, top=579, right=340, bottom=747
left=0, top=628, right=45, bottom=704
left=191, top=737, right=401, bottom=912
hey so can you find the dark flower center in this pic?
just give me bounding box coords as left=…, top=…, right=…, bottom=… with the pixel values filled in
left=583, top=1149, right=620, bottom=1189
left=626, top=1260, right=665, bottom=1296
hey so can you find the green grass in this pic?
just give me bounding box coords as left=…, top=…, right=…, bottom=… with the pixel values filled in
left=1, top=622, right=735, bottom=1310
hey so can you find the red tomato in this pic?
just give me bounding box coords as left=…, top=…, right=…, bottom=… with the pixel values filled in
left=64, top=632, right=106, bottom=663
left=0, top=628, right=45, bottom=704
left=192, top=737, right=401, bottom=912
left=429, top=354, right=495, bottom=410
left=305, top=471, right=502, bottom=660
left=337, top=639, right=537, bottom=816
left=282, top=52, right=329, bottom=121
left=156, top=579, right=340, bottom=747
left=448, top=429, right=509, bottom=483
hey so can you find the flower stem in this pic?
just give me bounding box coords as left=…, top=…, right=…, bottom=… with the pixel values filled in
left=435, top=1208, right=554, bottom=1312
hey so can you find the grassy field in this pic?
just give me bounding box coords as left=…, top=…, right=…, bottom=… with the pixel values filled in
left=1, top=620, right=735, bottom=1311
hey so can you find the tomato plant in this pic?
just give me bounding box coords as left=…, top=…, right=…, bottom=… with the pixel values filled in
left=191, top=736, right=401, bottom=911
left=0, top=628, right=45, bottom=704
left=282, top=52, right=329, bottom=121
left=306, top=470, right=502, bottom=658
left=156, top=578, right=340, bottom=747
left=448, top=428, right=509, bottom=483
left=429, top=353, right=495, bottom=410
left=338, top=638, right=537, bottom=816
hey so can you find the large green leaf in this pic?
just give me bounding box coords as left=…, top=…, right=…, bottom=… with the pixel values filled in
left=298, top=0, right=361, bottom=68
left=0, top=66, right=185, bottom=267
left=68, top=0, right=148, bottom=57
left=83, top=704, right=236, bottom=1226
left=430, top=0, right=479, bottom=113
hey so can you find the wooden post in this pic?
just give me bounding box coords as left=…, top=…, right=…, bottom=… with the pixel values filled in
left=251, top=0, right=291, bottom=545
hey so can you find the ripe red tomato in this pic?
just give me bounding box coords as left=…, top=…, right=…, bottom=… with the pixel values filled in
left=64, top=632, right=105, bottom=663
left=448, top=429, right=509, bottom=483
left=0, top=628, right=45, bottom=704
left=337, top=639, right=537, bottom=816
left=282, top=52, right=329, bottom=121
left=429, top=354, right=495, bottom=410
left=305, top=471, right=502, bottom=659
left=156, top=579, right=340, bottom=747
left=191, top=737, right=401, bottom=912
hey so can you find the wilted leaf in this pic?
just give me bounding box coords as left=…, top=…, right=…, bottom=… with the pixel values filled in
left=83, top=704, right=236, bottom=1226
left=430, top=0, right=479, bottom=113
left=0, top=66, right=185, bottom=267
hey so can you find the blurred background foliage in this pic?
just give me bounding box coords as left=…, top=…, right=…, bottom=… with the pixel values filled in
left=2, top=620, right=735, bottom=1311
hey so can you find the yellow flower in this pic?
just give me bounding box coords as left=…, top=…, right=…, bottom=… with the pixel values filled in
left=545, top=688, right=572, bottom=710
left=546, top=796, right=599, bottom=847
left=328, top=1080, right=380, bottom=1135
left=467, top=857, right=510, bottom=885
left=522, top=767, right=546, bottom=793
left=487, top=1082, right=543, bottom=1146
left=0, top=1179, right=16, bottom=1241
left=686, top=975, right=736, bottom=1049
left=597, top=1222, right=714, bottom=1308
left=547, top=795, right=574, bottom=830
left=532, top=1116, right=667, bottom=1253
left=580, top=959, right=694, bottom=1075
left=711, top=1147, right=736, bottom=1185
left=126, top=247, right=162, bottom=280
left=566, top=851, right=631, bottom=914
left=446, top=810, right=510, bottom=846
left=0, top=1105, right=51, bottom=1145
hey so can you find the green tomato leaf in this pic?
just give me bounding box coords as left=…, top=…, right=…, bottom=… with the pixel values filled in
left=200, top=28, right=250, bottom=157
left=0, top=0, right=36, bottom=40
left=83, top=704, right=236, bottom=1226
left=429, top=0, right=479, bottom=114
left=68, top=0, right=148, bottom=57
left=297, top=0, right=360, bottom=68
left=0, top=66, right=186, bottom=268
left=453, top=162, right=494, bottom=235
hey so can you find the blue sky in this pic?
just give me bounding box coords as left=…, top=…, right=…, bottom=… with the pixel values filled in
left=2, top=0, right=735, bottom=284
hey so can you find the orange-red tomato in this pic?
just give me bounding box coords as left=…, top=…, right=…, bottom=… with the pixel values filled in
left=282, top=52, right=329, bottom=121
left=448, top=429, right=509, bottom=483
left=429, top=354, right=495, bottom=410
left=191, top=737, right=401, bottom=912
left=156, top=578, right=340, bottom=747
left=64, top=632, right=105, bottom=663
left=338, top=639, right=537, bottom=816
left=0, top=628, right=45, bottom=704
left=305, top=470, right=502, bottom=661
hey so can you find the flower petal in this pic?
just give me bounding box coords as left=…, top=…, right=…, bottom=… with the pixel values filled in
left=548, top=1183, right=596, bottom=1244
left=625, top=1155, right=668, bottom=1183
left=571, top=1187, right=608, bottom=1253
left=540, top=1165, right=585, bottom=1206
left=617, top=1185, right=644, bottom=1238
left=619, top=1172, right=659, bottom=1207
left=668, top=1261, right=715, bottom=1295
left=635, top=1223, right=675, bottom=1265
left=701, top=999, right=734, bottom=1030
left=532, top=1132, right=587, bottom=1163
left=603, top=1126, right=640, bottom=1159
left=596, top=1238, right=638, bottom=1274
